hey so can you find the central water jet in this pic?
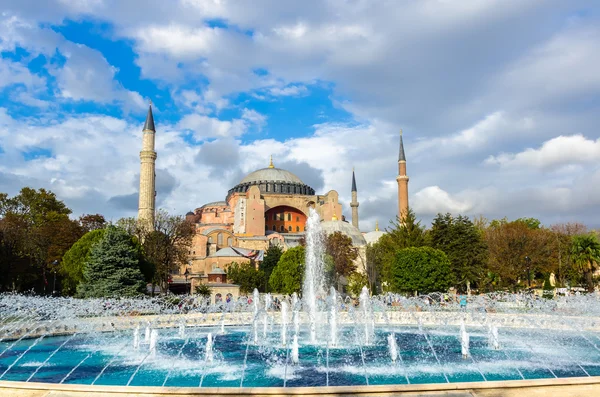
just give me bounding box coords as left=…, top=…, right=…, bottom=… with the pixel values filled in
left=303, top=207, right=325, bottom=344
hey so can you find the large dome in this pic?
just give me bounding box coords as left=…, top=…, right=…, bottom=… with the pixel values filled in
left=240, top=167, right=304, bottom=185
left=227, top=165, right=315, bottom=198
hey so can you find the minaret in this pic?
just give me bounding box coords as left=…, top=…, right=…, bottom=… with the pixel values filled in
left=350, top=167, right=359, bottom=229
left=397, top=129, right=409, bottom=220
left=138, top=104, right=157, bottom=230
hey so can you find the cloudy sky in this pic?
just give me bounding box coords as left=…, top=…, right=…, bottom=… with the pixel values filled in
left=1, top=0, right=599, bottom=230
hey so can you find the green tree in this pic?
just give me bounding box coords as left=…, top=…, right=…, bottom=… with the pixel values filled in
left=515, top=217, right=542, bottom=230
left=60, top=229, right=106, bottom=295
left=77, top=226, right=146, bottom=298
left=367, top=208, right=426, bottom=292
left=325, top=231, right=358, bottom=292
left=429, top=213, right=487, bottom=292
left=346, top=271, right=369, bottom=297
left=570, top=234, right=600, bottom=292
left=269, top=246, right=305, bottom=294
left=392, top=247, right=454, bottom=294
left=260, top=245, right=283, bottom=291
left=0, top=188, right=83, bottom=293
left=227, top=262, right=266, bottom=293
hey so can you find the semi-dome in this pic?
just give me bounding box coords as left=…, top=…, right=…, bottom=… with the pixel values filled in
left=321, top=220, right=367, bottom=247
left=364, top=230, right=385, bottom=244
left=240, top=167, right=304, bottom=185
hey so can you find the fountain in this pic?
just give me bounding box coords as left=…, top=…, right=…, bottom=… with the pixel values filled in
left=388, top=333, right=398, bottom=363
left=149, top=329, right=158, bottom=357
left=0, top=208, right=599, bottom=394
left=488, top=323, right=500, bottom=350
left=460, top=321, right=470, bottom=359
left=133, top=326, right=140, bottom=349
left=329, top=287, right=338, bottom=347
left=291, top=334, right=299, bottom=365
left=303, top=208, right=325, bottom=344
left=281, top=301, right=288, bottom=347
left=205, top=333, right=214, bottom=363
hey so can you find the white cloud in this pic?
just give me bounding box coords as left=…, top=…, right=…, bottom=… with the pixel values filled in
left=268, top=84, right=308, bottom=97
left=132, top=24, right=220, bottom=59
left=0, top=57, right=45, bottom=89
left=413, top=186, right=473, bottom=215
left=485, top=134, right=600, bottom=170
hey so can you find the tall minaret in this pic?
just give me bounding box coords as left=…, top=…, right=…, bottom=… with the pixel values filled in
left=138, top=104, right=157, bottom=230
left=350, top=167, right=359, bottom=229
left=397, top=129, right=409, bottom=220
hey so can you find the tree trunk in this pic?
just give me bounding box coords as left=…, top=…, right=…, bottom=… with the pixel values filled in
left=585, top=269, right=594, bottom=293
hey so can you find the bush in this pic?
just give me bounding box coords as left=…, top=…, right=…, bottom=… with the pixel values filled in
left=392, top=246, right=454, bottom=294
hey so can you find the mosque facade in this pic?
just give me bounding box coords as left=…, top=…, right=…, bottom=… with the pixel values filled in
left=137, top=106, right=408, bottom=297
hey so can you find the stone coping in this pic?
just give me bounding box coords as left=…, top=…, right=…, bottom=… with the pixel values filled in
left=0, top=376, right=600, bottom=396
left=2, top=310, right=600, bottom=341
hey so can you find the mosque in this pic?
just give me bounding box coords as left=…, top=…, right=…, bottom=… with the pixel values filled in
left=137, top=105, right=409, bottom=297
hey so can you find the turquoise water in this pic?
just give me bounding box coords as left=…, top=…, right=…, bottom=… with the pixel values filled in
left=1, top=326, right=599, bottom=387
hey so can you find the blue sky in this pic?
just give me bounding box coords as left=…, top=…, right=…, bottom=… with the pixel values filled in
left=1, top=1, right=600, bottom=229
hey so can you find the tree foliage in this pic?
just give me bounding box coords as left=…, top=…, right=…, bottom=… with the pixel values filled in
left=570, top=234, right=600, bottom=292
left=260, top=245, right=283, bottom=291
left=77, top=226, right=146, bottom=298
left=195, top=283, right=212, bottom=298
left=140, top=209, right=194, bottom=292
left=392, top=247, right=454, bottom=294
left=325, top=231, right=358, bottom=291
left=0, top=188, right=84, bottom=293
left=227, top=262, right=266, bottom=294
left=346, top=271, right=369, bottom=297
left=485, top=220, right=555, bottom=290
left=60, top=229, right=106, bottom=295
left=269, top=246, right=305, bottom=294
left=429, top=213, right=487, bottom=292
left=367, top=208, right=426, bottom=292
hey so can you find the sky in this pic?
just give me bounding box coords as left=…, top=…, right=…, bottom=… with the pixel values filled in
left=1, top=0, right=599, bottom=230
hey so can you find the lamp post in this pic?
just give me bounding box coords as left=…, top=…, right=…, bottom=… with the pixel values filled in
left=52, top=260, right=58, bottom=296
left=184, top=268, right=190, bottom=295
left=525, top=256, right=532, bottom=288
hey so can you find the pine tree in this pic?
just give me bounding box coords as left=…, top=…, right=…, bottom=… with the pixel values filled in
left=77, top=226, right=146, bottom=298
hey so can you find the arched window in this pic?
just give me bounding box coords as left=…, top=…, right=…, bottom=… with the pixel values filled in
left=287, top=213, right=291, bottom=221
left=217, top=233, right=223, bottom=245
left=227, top=237, right=232, bottom=246
left=288, top=225, right=292, bottom=232
left=272, top=225, right=276, bottom=231
left=280, top=225, right=284, bottom=232
left=296, top=226, right=300, bottom=232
